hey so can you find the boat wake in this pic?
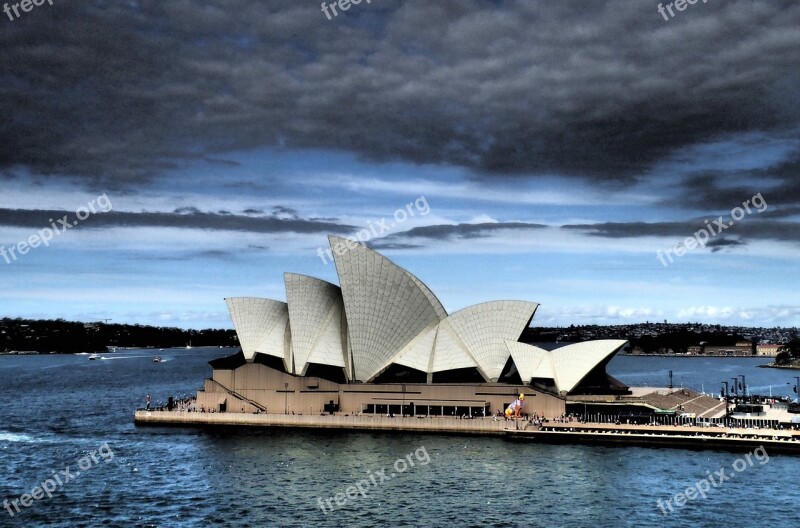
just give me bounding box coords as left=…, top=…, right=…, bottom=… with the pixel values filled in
left=99, top=355, right=152, bottom=360
left=0, top=431, right=41, bottom=443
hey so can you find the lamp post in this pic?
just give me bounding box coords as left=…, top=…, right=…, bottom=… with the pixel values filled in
left=401, top=383, right=406, bottom=417
left=794, top=377, right=800, bottom=402
left=739, top=375, right=747, bottom=399
left=721, top=381, right=729, bottom=425
left=731, top=377, right=738, bottom=402
left=284, top=382, right=288, bottom=415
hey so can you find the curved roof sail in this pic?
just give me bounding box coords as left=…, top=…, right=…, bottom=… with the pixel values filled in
left=442, top=301, right=538, bottom=381
left=329, top=235, right=447, bottom=381
left=550, top=340, right=627, bottom=393
left=221, top=235, right=623, bottom=391
left=505, top=341, right=554, bottom=383
left=284, top=273, right=348, bottom=377
left=225, top=297, right=290, bottom=367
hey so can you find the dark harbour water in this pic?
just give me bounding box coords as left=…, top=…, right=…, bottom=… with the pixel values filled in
left=1, top=349, right=798, bottom=527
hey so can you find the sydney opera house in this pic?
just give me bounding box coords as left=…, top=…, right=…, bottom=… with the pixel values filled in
left=195, top=235, right=630, bottom=418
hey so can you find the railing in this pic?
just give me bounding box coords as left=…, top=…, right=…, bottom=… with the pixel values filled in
left=207, top=378, right=268, bottom=413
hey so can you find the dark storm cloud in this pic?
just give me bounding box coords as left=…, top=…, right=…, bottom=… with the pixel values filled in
left=564, top=218, right=800, bottom=245
left=369, top=221, right=548, bottom=248
left=2, top=0, right=799, bottom=187
left=270, top=206, right=299, bottom=219
left=0, top=207, right=353, bottom=234
left=705, top=237, right=746, bottom=253
left=370, top=215, right=800, bottom=250
left=366, top=242, right=424, bottom=250
left=671, top=153, right=800, bottom=213
left=136, top=244, right=269, bottom=262
left=174, top=207, right=201, bottom=215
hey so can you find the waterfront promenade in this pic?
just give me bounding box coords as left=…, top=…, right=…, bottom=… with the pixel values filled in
left=134, top=410, right=511, bottom=435
left=508, top=422, right=800, bottom=454
left=134, top=410, right=800, bottom=452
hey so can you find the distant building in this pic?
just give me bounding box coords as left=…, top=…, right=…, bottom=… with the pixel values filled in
left=703, top=344, right=752, bottom=356
left=687, top=346, right=703, bottom=355
left=756, top=344, right=781, bottom=357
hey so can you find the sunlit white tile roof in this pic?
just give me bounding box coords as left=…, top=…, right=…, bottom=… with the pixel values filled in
left=224, top=297, right=289, bottom=368
left=223, top=236, right=624, bottom=388
left=329, top=235, right=447, bottom=381
left=506, top=339, right=627, bottom=393
left=284, top=273, right=348, bottom=376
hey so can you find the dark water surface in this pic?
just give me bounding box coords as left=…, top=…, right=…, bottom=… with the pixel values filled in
left=1, top=349, right=798, bottom=527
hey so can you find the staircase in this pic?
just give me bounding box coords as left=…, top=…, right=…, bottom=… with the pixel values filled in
left=207, top=378, right=268, bottom=413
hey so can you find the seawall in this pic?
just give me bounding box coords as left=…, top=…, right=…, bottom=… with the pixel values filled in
left=508, top=423, right=800, bottom=454
left=134, top=410, right=800, bottom=453
left=134, top=410, right=511, bottom=435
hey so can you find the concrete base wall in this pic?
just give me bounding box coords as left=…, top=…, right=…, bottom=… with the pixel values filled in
left=195, top=362, right=566, bottom=418
left=135, top=410, right=517, bottom=435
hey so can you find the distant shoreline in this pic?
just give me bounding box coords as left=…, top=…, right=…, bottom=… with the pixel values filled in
left=758, top=362, right=800, bottom=370
left=0, top=346, right=234, bottom=356
left=622, top=353, right=800, bottom=370
left=625, top=353, right=769, bottom=358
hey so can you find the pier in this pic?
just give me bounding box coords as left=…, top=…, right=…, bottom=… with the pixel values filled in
left=134, top=410, right=511, bottom=435
left=506, top=422, right=800, bottom=454
left=134, top=410, right=800, bottom=452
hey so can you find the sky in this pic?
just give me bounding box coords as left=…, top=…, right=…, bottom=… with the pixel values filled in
left=1, top=0, right=799, bottom=329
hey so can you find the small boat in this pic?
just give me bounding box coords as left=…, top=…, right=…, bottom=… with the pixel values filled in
left=153, top=356, right=162, bottom=363
left=88, top=354, right=99, bottom=360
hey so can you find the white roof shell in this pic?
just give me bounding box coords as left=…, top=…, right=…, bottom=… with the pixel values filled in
left=223, top=237, right=623, bottom=389
left=505, top=341, right=554, bottom=381
left=442, top=301, right=538, bottom=382
left=284, top=273, right=348, bottom=377
left=506, top=339, right=627, bottom=393
left=225, top=297, right=290, bottom=368
left=329, top=235, right=447, bottom=382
